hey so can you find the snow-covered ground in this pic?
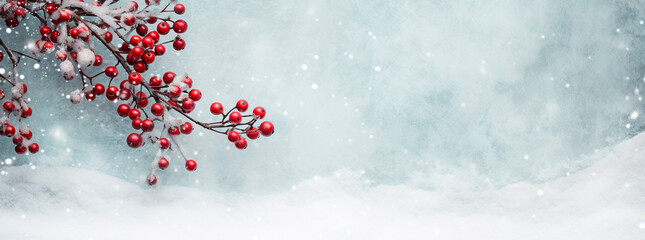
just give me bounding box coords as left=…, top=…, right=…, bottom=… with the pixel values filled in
left=1, top=133, right=644, bottom=239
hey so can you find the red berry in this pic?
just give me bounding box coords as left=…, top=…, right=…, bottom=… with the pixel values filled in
left=163, top=72, right=176, bottom=83
left=136, top=24, right=148, bottom=36
left=182, top=99, right=195, bottom=112
left=168, top=85, right=181, bottom=98
left=252, top=107, right=266, bottom=119
left=123, top=15, right=136, bottom=26
left=117, top=104, right=130, bottom=117
left=149, top=76, right=162, bottom=87
left=128, top=109, right=141, bottom=120
left=236, top=100, right=248, bottom=112
left=142, top=51, right=155, bottom=64
left=229, top=111, right=242, bottom=124
left=174, top=4, right=186, bottom=14
left=154, top=44, right=165, bottom=56
left=3, top=101, right=15, bottom=112
left=85, top=92, right=96, bottom=101
left=130, top=35, right=142, bottom=46
left=126, top=54, right=136, bottom=65
left=235, top=137, right=247, bottom=149
left=94, top=55, right=103, bottom=66
left=20, top=107, right=32, bottom=118
left=141, top=119, right=154, bottom=132
left=210, top=102, right=224, bottom=115
left=150, top=103, right=164, bottom=116
left=46, top=3, right=57, bottom=14
left=158, top=157, right=169, bottom=170
left=0, top=89, right=3, bottom=100
left=173, top=20, right=188, bottom=33
left=227, top=131, right=240, bottom=143
left=126, top=133, right=143, bottom=148
left=130, top=46, right=143, bottom=59
left=259, top=121, right=274, bottom=137
left=168, top=127, right=180, bottom=135
left=188, top=89, right=201, bottom=101
left=185, top=160, right=197, bottom=171
left=70, top=28, right=79, bottom=39
left=40, top=26, right=52, bottom=36
left=4, top=125, right=16, bottom=137
left=146, top=31, right=160, bottom=43
left=159, top=138, right=170, bottom=149
left=173, top=38, right=186, bottom=50
left=105, top=66, right=118, bottom=78
left=134, top=61, right=148, bottom=73
left=246, top=126, right=260, bottom=139
left=141, top=37, right=154, bottom=49
left=0, top=53, right=3, bottom=63
left=132, top=118, right=143, bottom=129
left=180, top=122, right=193, bottom=134
left=21, top=130, right=32, bottom=140
left=128, top=72, right=142, bottom=85
left=157, top=22, right=171, bottom=35
left=59, top=10, right=71, bottom=21
left=182, top=77, right=193, bottom=88
left=146, top=16, right=157, bottom=24
left=15, top=145, right=27, bottom=154
left=13, top=135, right=22, bottom=145
left=104, top=32, right=113, bottom=43
left=147, top=174, right=157, bottom=185
left=135, top=92, right=148, bottom=107
left=106, top=86, right=119, bottom=97
left=119, top=88, right=132, bottom=100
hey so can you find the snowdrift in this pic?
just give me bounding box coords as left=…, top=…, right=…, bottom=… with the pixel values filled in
left=1, top=132, right=645, bottom=239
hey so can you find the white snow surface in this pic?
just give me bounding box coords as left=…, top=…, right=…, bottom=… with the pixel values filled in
left=1, top=133, right=645, bottom=239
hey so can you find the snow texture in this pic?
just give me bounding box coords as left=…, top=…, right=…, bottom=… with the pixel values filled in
left=1, top=132, right=645, bottom=239
left=76, top=48, right=95, bottom=68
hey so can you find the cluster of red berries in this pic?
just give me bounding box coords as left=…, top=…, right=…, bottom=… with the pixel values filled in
left=0, top=0, right=275, bottom=186
left=0, top=83, right=38, bottom=155
left=0, top=0, right=27, bottom=28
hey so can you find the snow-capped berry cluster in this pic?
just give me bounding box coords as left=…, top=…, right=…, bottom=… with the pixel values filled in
left=0, top=0, right=275, bottom=186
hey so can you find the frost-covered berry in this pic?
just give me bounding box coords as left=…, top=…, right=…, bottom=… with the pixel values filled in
left=168, top=85, right=181, bottom=98
left=147, top=174, right=157, bottom=185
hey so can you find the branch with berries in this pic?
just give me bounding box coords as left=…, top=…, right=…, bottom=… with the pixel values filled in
left=0, top=0, right=275, bottom=186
